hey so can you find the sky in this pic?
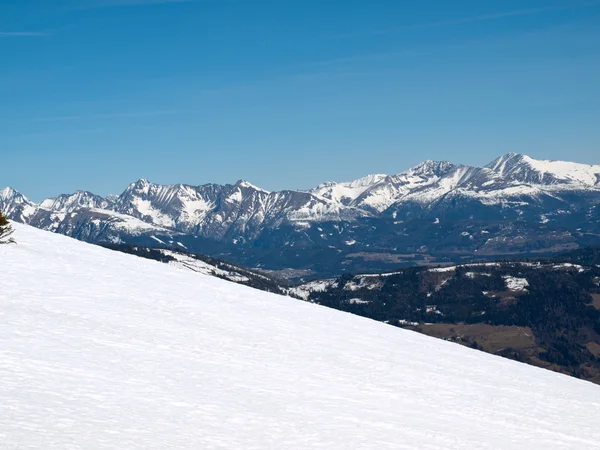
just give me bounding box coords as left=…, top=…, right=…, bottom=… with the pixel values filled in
left=1, top=0, right=600, bottom=201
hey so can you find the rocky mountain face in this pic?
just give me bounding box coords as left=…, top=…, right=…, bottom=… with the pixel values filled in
left=3, top=153, right=600, bottom=278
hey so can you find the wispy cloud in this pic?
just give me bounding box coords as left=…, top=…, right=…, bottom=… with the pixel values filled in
left=94, top=0, right=195, bottom=5
left=326, top=2, right=600, bottom=40
left=71, top=0, right=228, bottom=10
left=27, top=108, right=206, bottom=123
left=0, top=31, right=47, bottom=37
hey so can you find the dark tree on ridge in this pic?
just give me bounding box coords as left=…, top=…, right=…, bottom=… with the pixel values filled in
left=0, top=210, right=15, bottom=244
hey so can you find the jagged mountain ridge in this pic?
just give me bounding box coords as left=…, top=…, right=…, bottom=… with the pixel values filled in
left=2, top=153, right=600, bottom=277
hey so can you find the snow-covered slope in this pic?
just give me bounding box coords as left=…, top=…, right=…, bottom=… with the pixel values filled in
left=158, top=249, right=287, bottom=293
left=308, top=161, right=460, bottom=213
left=310, top=173, right=389, bottom=206
left=39, top=190, right=113, bottom=212
left=487, top=153, right=600, bottom=187
left=2, top=223, right=600, bottom=449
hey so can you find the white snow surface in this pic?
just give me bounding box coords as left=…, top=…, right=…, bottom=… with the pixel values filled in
left=288, top=279, right=337, bottom=300
left=553, top=263, right=586, bottom=272
left=88, top=208, right=173, bottom=234
left=489, top=153, right=600, bottom=186
left=310, top=174, right=388, bottom=204
left=2, top=223, right=600, bottom=449
left=161, top=249, right=250, bottom=283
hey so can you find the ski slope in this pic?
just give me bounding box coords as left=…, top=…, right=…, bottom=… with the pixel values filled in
left=2, top=223, right=600, bottom=449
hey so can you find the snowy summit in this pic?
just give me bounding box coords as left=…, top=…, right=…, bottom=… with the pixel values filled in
left=2, top=223, right=600, bottom=449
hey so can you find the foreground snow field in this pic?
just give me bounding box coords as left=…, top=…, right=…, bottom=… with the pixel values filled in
left=2, top=224, right=600, bottom=449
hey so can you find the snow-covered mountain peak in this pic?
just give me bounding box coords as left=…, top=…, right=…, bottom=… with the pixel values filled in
left=315, top=181, right=337, bottom=189
left=0, top=188, right=36, bottom=221
left=0, top=187, right=24, bottom=201
left=311, top=174, right=388, bottom=194
left=485, top=153, right=527, bottom=174
left=234, top=179, right=270, bottom=193
left=127, top=178, right=152, bottom=193
left=404, top=159, right=455, bottom=177
left=486, top=153, right=600, bottom=186
left=39, top=190, right=112, bottom=213
left=309, top=173, right=389, bottom=206
left=344, top=173, right=388, bottom=188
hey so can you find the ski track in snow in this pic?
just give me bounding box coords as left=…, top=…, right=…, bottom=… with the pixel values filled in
left=2, top=223, right=600, bottom=449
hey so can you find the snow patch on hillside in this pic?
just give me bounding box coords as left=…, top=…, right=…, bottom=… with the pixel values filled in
left=288, top=279, right=337, bottom=300
left=162, top=249, right=250, bottom=282
left=503, top=275, right=530, bottom=291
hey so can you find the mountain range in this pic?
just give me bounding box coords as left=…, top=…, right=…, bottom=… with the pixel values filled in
left=3, top=152, right=600, bottom=278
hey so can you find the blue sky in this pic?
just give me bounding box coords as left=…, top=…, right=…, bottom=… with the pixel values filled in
left=1, top=0, right=600, bottom=201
